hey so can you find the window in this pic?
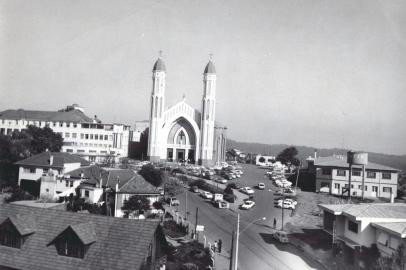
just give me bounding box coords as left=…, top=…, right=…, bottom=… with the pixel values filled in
left=65, top=180, right=69, bottom=187
left=352, top=170, right=362, bottom=176
left=85, top=190, right=89, bottom=197
left=80, top=133, right=84, bottom=139
left=104, top=135, right=108, bottom=140
left=367, top=171, right=376, bottom=178
left=55, top=234, right=85, bottom=258
left=23, top=167, right=36, bottom=174
left=90, top=134, right=94, bottom=140
left=89, top=150, right=97, bottom=153
left=72, top=133, right=77, bottom=139
left=334, top=183, right=340, bottom=189
left=322, top=168, right=332, bottom=175
left=348, top=220, right=358, bottom=233
left=372, top=186, right=378, bottom=192
left=70, top=181, right=73, bottom=187
left=378, top=232, right=389, bottom=246
left=0, top=221, right=23, bottom=249
left=95, top=134, right=98, bottom=140
left=382, top=172, right=391, bottom=180
left=73, top=124, right=77, bottom=128
left=364, top=186, right=368, bottom=191
left=65, top=133, right=70, bottom=138
left=99, top=134, right=103, bottom=140
left=66, top=149, right=73, bottom=153
left=351, top=184, right=354, bottom=188
left=383, top=187, right=392, bottom=193
left=358, top=185, right=362, bottom=190
left=85, top=134, right=89, bottom=139
left=390, top=237, right=400, bottom=250
left=59, top=123, right=63, bottom=127
left=337, top=170, right=346, bottom=176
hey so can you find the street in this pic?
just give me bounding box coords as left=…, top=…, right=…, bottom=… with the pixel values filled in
left=175, top=164, right=321, bottom=270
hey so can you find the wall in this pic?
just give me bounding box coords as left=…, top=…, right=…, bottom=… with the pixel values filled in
left=81, top=187, right=103, bottom=204
left=18, top=166, right=45, bottom=185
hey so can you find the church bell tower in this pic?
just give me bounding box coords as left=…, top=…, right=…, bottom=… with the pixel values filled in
left=148, top=56, right=166, bottom=162
left=199, top=59, right=216, bottom=166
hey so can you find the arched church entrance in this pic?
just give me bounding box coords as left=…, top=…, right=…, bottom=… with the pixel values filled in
left=166, top=118, right=197, bottom=163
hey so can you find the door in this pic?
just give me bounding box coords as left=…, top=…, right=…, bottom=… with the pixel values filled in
left=177, top=149, right=185, bottom=161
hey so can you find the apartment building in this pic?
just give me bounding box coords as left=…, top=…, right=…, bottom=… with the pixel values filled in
left=0, top=104, right=130, bottom=163
left=308, top=156, right=399, bottom=199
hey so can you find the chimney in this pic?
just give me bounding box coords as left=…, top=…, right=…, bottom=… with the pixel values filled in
left=49, top=155, right=54, bottom=166
left=314, top=149, right=317, bottom=159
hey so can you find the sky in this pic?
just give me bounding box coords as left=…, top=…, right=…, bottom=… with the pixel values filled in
left=0, top=0, right=405, bottom=155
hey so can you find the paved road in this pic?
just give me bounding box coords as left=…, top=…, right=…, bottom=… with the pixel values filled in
left=175, top=164, right=321, bottom=270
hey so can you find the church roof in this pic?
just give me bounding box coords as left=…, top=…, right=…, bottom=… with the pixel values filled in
left=152, top=58, right=166, bottom=72
left=204, top=61, right=216, bottom=74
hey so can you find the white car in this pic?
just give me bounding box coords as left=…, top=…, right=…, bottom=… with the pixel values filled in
left=277, top=199, right=297, bottom=206
left=235, top=169, right=244, bottom=175
left=257, top=183, right=266, bottom=190
left=215, top=178, right=228, bottom=184
left=277, top=201, right=295, bottom=209
left=200, top=191, right=213, bottom=199
left=274, top=231, right=289, bottom=243
left=240, top=200, right=256, bottom=210
left=240, top=187, right=255, bottom=195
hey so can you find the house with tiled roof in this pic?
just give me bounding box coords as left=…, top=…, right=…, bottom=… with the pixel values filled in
left=319, top=203, right=406, bottom=266
left=71, top=166, right=162, bottom=217
left=0, top=104, right=130, bottom=163
left=15, top=151, right=89, bottom=197
left=0, top=204, right=163, bottom=270
left=308, top=155, right=399, bottom=199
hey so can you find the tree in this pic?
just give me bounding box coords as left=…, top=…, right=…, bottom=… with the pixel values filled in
left=393, top=243, right=406, bottom=270
left=276, top=146, right=300, bottom=166
left=164, top=177, right=184, bottom=197
left=122, top=195, right=150, bottom=217
left=139, top=164, right=166, bottom=187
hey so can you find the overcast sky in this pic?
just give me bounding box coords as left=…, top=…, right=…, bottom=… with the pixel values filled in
left=0, top=0, right=405, bottom=155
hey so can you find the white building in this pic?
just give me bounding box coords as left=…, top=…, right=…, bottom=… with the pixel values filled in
left=15, top=151, right=89, bottom=197
left=147, top=57, right=227, bottom=166
left=256, top=155, right=276, bottom=166
left=309, top=156, right=399, bottom=199
left=319, top=203, right=406, bottom=266
left=0, top=104, right=130, bottom=163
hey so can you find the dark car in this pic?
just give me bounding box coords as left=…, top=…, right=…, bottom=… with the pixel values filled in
left=227, top=183, right=241, bottom=190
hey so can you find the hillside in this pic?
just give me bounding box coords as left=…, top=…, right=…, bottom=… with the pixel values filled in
left=227, top=139, right=406, bottom=173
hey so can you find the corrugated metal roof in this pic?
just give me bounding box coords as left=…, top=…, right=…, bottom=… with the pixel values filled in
left=15, top=152, right=89, bottom=168
left=371, top=222, right=406, bottom=238
left=319, top=203, right=406, bottom=219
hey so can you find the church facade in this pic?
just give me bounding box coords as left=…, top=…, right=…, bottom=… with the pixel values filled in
left=147, top=57, right=227, bottom=166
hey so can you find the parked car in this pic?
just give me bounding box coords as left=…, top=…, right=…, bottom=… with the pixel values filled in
left=168, top=197, right=180, bottom=206
left=257, top=183, right=265, bottom=190
left=213, top=200, right=230, bottom=209
left=276, top=198, right=297, bottom=206
left=190, top=186, right=199, bottom=193
left=200, top=191, right=213, bottom=199
left=240, top=187, right=255, bottom=195
left=276, top=201, right=295, bottom=209
left=274, top=231, right=289, bottom=243
left=240, top=200, right=256, bottom=210
left=227, top=183, right=241, bottom=190
left=215, top=178, right=228, bottom=184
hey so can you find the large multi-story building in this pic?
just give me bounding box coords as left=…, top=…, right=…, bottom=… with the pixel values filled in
left=308, top=156, right=399, bottom=199
left=0, top=104, right=130, bottom=163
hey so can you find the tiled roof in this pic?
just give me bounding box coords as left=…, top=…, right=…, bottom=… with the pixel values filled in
left=319, top=203, right=406, bottom=219
left=313, top=156, right=399, bottom=171
left=15, top=152, right=89, bottom=168
left=0, top=109, right=94, bottom=123
left=68, top=222, right=97, bottom=245
left=70, top=166, right=160, bottom=194
left=119, top=174, right=160, bottom=195
left=0, top=204, right=160, bottom=270
left=371, top=222, right=406, bottom=238
left=3, top=215, right=36, bottom=236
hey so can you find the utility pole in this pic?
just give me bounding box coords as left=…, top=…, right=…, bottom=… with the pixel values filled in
left=294, top=161, right=301, bottom=192
left=234, top=213, right=240, bottom=270
left=361, top=164, right=365, bottom=200
left=229, top=230, right=234, bottom=270
left=185, top=189, right=188, bottom=220
left=281, top=187, right=285, bottom=231
left=348, top=163, right=352, bottom=201
left=195, top=207, right=199, bottom=240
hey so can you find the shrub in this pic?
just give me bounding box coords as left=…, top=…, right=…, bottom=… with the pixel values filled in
left=5, top=187, right=34, bottom=203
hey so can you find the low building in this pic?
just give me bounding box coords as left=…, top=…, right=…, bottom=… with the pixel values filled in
left=309, top=156, right=399, bottom=199
left=0, top=104, right=130, bottom=163
left=319, top=203, right=406, bottom=266
left=15, top=151, right=89, bottom=197
left=0, top=204, right=163, bottom=270
left=73, top=166, right=162, bottom=217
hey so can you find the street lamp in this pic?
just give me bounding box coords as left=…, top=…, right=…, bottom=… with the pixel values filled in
left=232, top=214, right=266, bottom=270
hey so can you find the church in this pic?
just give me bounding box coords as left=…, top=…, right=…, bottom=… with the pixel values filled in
left=147, top=56, right=227, bottom=166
